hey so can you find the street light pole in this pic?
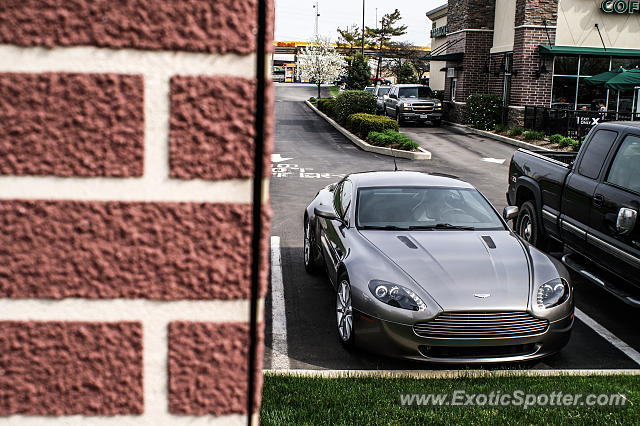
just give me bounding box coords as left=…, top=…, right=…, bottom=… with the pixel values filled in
left=361, top=0, right=365, bottom=56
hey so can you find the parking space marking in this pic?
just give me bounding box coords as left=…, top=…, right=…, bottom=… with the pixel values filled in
left=575, top=308, right=640, bottom=367
left=270, top=236, right=290, bottom=370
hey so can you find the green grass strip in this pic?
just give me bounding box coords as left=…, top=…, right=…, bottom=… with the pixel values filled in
left=261, top=373, right=640, bottom=425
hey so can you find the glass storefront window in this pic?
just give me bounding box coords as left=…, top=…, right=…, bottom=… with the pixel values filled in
left=579, top=56, right=610, bottom=76
left=612, top=57, right=640, bottom=70
left=608, top=90, right=636, bottom=114
left=552, top=76, right=577, bottom=109
left=577, top=77, right=607, bottom=110
left=554, top=56, right=579, bottom=75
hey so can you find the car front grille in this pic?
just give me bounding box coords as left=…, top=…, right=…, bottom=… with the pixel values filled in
left=410, top=102, right=434, bottom=112
left=413, top=311, right=549, bottom=339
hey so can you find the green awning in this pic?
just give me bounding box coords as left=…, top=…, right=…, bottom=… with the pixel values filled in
left=584, top=67, right=626, bottom=86
left=605, top=68, right=640, bottom=90
left=421, top=52, right=464, bottom=61
left=539, top=45, right=640, bottom=58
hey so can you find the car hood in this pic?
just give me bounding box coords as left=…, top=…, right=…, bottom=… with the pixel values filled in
left=359, top=230, right=531, bottom=311
left=398, top=97, right=435, bottom=102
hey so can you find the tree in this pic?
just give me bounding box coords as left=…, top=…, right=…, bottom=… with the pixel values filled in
left=297, top=35, right=345, bottom=99
left=365, top=9, right=407, bottom=82
left=346, top=54, right=371, bottom=90
left=337, top=25, right=369, bottom=57
left=396, top=60, right=419, bottom=84
left=384, top=41, right=429, bottom=82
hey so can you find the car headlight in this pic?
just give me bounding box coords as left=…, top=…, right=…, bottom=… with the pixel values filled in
left=435, top=102, right=442, bottom=108
left=368, top=280, right=426, bottom=311
left=536, top=278, right=570, bottom=309
left=401, top=103, right=411, bottom=110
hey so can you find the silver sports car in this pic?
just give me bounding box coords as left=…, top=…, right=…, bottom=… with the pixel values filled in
left=304, top=171, right=574, bottom=363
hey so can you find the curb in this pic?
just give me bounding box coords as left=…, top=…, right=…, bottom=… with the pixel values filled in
left=264, top=369, right=640, bottom=379
left=445, top=121, right=552, bottom=152
left=305, top=101, right=432, bottom=160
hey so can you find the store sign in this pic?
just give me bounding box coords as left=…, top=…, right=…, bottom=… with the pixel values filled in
left=430, top=25, right=447, bottom=39
left=601, top=0, right=640, bottom=13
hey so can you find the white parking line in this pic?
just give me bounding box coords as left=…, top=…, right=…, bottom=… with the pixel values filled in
left=575, top=308, right=640, bottom=367
left=270, top=236, right=290, bottom=370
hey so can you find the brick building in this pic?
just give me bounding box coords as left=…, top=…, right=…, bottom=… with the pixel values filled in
left=427, top=0, right=640, bottom=125
left=0, top=1, right=274, bottom=424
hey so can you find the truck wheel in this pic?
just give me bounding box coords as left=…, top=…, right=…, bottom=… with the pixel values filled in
left=396, top=109, right=403, bottom=125
left=516, top=201, right=546, bottom=248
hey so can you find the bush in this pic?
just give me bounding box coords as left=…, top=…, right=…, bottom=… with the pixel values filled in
left=368, top=129, right=419, bottom=151
left=549, top=134, right=563, bottom=145
left=559, top=137, right=572, bottom=147
left=317, top=98, right=336, bottom=117
left=494, top=123, right=508, bottom=133
left=465, top=94, right=503, bottom=130
left=509, top=127, right=524, bottom=137
left=345, top=113, right=398, bottom=139
left=347, top=54, right=371, bottom=90
left=523, top=130, right=544, bottom=140
left=334, top=90, right=377, bottom=124
left=571, top=139, right=583, bottom=151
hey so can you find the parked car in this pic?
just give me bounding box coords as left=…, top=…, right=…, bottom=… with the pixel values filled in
left=364, top=86, right=375, bottom=94
left=507, top=122, right=640, bottom=306
left=304, top=171, right=573, bottom=363
left=384, top=84, right=443, bottom=126
left=372, top=77, right=392, bottom=85
left=373, top=85, right=391, bottom=114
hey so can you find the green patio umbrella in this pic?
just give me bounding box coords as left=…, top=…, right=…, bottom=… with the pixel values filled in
left=605, top=68, right=640, bottom=90
left=584, top=66, right=626, bottom=86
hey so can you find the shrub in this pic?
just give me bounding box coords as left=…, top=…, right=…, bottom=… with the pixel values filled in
left=571, top=139, right=582, bottom=151
left=309, top=97, right=317, bottom=103
left=494, top=123, right=508, bottom=133
left=346, top=54, right=371, bottom=90
left=509, top=127, right=524, bottom=137
left=465, top=94, right=503, bottom=130
left=345, top=113, right=398, bottom=139
left=549, top=134, right=563, bottom=145
left=523, top=130, right=544, bottom=140
left=367, top=130, right=419, bottom=151
left=559, top=137, right=572, bottom=147
left=334, top=90, right=377, bottom=124
left=317, top=98, right=336, bottom=117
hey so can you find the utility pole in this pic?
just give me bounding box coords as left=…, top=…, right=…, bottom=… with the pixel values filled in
left=361, top=0, right=365, bottom=55
left=313, top=2, right=320, bottom=37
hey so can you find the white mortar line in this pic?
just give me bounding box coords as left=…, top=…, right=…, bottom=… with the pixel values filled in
left=270, top=236, right=290, bottom=370
left=264, top=369, right=640, bottom=379
left=574, top=308, right=640, bottom=367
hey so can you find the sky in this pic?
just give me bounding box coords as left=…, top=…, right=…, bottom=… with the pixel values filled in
left=274, top=0, right=446, bottom=47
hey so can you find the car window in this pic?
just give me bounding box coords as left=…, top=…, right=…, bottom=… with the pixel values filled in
left=606, top=134, right=640, bottom=194
left=356, top=187, right=505, bottom=230
left=398, top=87, right=433, bottom=99
left=340, top=180, right=353, bottom=221
left=578, top=129, right=618, bottom=179
left=377, top=87, right=390, bottom=96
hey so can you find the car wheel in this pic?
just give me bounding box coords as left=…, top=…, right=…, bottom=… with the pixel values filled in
left=336, top=274, right=354, bottom=348
left=304, top=217, right=321, bottom=273
left=396, top=109, right=403, bottom=125
left=516, top=201, right=546, bottom=248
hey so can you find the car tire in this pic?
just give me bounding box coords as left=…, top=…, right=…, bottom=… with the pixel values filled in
left=303, top=217, right=321, bottom=274
left=336, top=274, right=355, bottom=348
left=396, top=109, right=403, bottom=125
left=516, top=201, right=547, bottom=248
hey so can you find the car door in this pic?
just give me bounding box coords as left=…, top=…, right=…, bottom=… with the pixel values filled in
left=319, top=179, right=352, bottom=286
left=589, top=132, right=640, bottom=287
left=560, top=129, right=618, bottom=252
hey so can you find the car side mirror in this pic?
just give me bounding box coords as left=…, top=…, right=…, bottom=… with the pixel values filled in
left=503, top=206, right=519, bottom=222
left=315, top=204, right=339, bottom=221
left=616, top=207, right=637, bottom=235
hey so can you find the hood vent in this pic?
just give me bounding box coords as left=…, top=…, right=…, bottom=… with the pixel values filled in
left=397, top=236, right=418, bottom=249
left=481, top=236, right=496, bottom=249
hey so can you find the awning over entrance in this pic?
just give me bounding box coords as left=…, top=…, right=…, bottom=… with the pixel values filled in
left=421, top=52, right=464, bottom=61
left=538, top=45, right=640, bottom=58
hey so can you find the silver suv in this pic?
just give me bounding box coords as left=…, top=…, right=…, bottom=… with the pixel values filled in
left=384, top=84, right=443, bottom=126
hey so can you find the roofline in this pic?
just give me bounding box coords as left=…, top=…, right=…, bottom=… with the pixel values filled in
left=426, top=4, right=448, bottom=19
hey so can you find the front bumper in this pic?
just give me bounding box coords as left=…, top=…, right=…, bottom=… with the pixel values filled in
left=353, top=309, right=573, bottom=364
left=399, top=111, right=442, bottom=122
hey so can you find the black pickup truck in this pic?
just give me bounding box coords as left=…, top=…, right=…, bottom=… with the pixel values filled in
left=507, top=122, right=640, bottom=306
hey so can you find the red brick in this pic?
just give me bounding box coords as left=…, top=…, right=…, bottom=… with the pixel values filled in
left=169, top=76, right=258, bottom=180
left=0, top=0, right=260, bottom=54
left=0, top=201, right=257, bottom=300
left=0, top=73, right=143, bottom=177
left=168, top=322, right=264, bottom=415
left=0, top=321, right=143, bottom=415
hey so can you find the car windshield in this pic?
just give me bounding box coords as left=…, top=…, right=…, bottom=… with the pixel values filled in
left=398, top=87, right=433, bottom=98
left=377, top=87, right=390, bottom=96
left=356, top=187, right=505, bottom=230
left=365, top=87, right=375, bottom=93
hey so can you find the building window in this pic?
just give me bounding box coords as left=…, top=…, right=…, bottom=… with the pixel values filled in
left=551, top=55, right=611, bottom=111
left=451, top=78, right=457, bottom=101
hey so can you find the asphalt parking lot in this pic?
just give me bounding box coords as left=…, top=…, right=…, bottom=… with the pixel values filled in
left=264, top=83, right=640, bottom=371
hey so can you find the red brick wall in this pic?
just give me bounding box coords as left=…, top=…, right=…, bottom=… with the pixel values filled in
left=511, top=27, right=555, bottom=107
left=0, top=0, right=273, bottom=422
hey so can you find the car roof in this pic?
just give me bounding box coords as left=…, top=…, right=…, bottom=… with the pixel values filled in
left=346, top=171, right=475, bottom=189
left=598, top=121, right=640, bottom=131
left=392, top=84, right=428, bottom=88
